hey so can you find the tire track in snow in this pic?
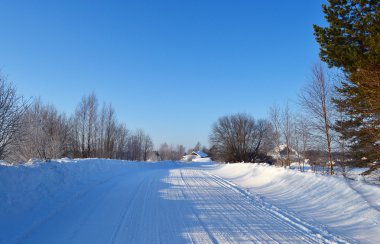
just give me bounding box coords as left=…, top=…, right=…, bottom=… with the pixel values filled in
left=107, top=178, right=146, bottom=244
left=177, top=169, right=316, bottom=243
left=202, top=170, right=351, bottom=244
left=179, top=169, right=221, bottom=244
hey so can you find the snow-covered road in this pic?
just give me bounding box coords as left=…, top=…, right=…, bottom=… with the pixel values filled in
left=3, top=162, right=349, bottom=243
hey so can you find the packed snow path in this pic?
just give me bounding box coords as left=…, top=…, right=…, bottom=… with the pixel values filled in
left=2, top=162, right=349, bottom=243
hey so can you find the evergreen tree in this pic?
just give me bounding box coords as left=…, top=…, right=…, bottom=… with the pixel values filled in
left=313, top=0, right=380, bottom=162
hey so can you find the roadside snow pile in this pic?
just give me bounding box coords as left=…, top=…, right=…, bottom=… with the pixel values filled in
left=209, top=163, right=380, bottom=243
left=0, top=159, right=127, bottom=214
left=0, top=158, right=173, bottom=242
left=191, top=157, right=212, bottom=162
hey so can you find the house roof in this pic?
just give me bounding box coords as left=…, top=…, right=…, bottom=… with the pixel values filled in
left=192, top=151, right=208, bottom=158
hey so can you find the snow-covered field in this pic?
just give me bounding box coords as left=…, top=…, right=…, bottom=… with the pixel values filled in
left=1, top=159, right=379, bottom=243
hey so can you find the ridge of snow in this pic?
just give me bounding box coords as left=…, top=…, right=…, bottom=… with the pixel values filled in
left=208, top=163, right=380, bottom=243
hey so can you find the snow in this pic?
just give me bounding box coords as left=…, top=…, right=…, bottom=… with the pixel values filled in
left=181, top=154, right=196, bottom=161
left=1, top=159, right=379, bottom=243
left=208, top=163, right=380, bottom=243
left=191, top=157, right=212, bottom=162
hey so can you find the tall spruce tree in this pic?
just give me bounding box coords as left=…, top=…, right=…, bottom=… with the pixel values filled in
left=314, top=0, right=380, bottom=162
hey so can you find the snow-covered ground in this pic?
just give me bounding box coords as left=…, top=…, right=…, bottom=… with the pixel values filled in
left=208, top=163, right=380, bottom=243
left=1, top=159, right=379, bottom=243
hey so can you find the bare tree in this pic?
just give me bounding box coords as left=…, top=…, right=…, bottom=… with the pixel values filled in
left=269, top=105, right=294, bottom=167
left=73, top=93, right=98, bottom=158
left=158, top=143, right=170, bottom=160
left=102, top=103, right=117, bottom=158
left=114, top=123, right=129, bottom=159
left=187, top=142, right=203, bottom=154
left=282, top=104, right=293, bottom=167
left=158, top=143, right=186, bottom=161
left=299, top=64, right=334, bottom=175
left=259, top=122, right=275, bottom=157
left=15, top=99, right=71, bottom=161
left=209, top=113, right=270, bottom=163
left=127, top=131, right=143, bottom=161
left=269, top=106, right=283, bottom=165
left=0, top=76, right=29, bottom=160
left=87, top=93, right=98, bottom=157
left=293, top=115, right=311, bottom=171
left=141, top=133, right=153, bottom=161
left=193, top=142, right=201, bottom=151
left=176, top=144, right=186, bottom=158
left=125, top=129, right=153, bottom=161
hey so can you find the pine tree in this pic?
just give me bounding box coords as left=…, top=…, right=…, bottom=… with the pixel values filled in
left=313, top=0, right=380, bottom=162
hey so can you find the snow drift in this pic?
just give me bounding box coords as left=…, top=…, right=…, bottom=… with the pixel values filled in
left=208, top=163, right=380, bottom=243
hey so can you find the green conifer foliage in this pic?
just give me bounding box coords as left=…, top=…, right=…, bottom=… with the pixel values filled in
left=314, top=0, right=380, bottom=162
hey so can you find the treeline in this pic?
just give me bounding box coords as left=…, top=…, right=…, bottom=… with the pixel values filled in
left=0, top=77, right=198, bottom=163
left=0, top=79, right=157, bottom=162
left=208, top=63, right=365, bottom=174
left=209, top=0, right=380, bottom=175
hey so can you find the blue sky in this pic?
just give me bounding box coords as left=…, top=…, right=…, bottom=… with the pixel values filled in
left=0, top=0, right=326, bottom=149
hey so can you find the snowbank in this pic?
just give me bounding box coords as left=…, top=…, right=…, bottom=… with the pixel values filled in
left=208, top=163, right=380, bottom=243
left=191, top=157, right=212, bottom=163
left=0, top=158, right=176, bottom=243
left=0, top=159, right=175, bottom=214
left=1, top=159, right=121, bottom=213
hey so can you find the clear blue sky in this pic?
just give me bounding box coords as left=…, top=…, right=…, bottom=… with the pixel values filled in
left=0, top=0, right=326, bottom=149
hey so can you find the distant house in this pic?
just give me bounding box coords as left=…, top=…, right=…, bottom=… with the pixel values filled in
left=182, top=151, right=211, bottom=162
left=267, top=144, right=302, bottom=164
left=192, top=151, right=208, bottom=158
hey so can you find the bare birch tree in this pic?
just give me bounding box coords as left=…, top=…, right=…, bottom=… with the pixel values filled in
left=102, top=103, right=117, bottom=158
left=73, top=93, right=98, bottom=158
left=125, top=129, right=153, bottom=161
left=114, top=123, right=129, bottom=159
left=300, top=64, right=334, bottom=175
left=282, top=104, right=293, bottom=167
left=269, top=105, right=294, bottom=167
left=294, top=115, right=311, bottom=171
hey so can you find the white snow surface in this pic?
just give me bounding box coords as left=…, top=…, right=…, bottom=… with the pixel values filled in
left=209, top=163, right=380, bottom=244
left=191, top=157, right=212, bottom=162
left=1, top=159, right=379, bottom=243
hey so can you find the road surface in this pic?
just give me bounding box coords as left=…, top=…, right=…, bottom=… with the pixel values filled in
left=12, top=163, right=346, bottom=243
